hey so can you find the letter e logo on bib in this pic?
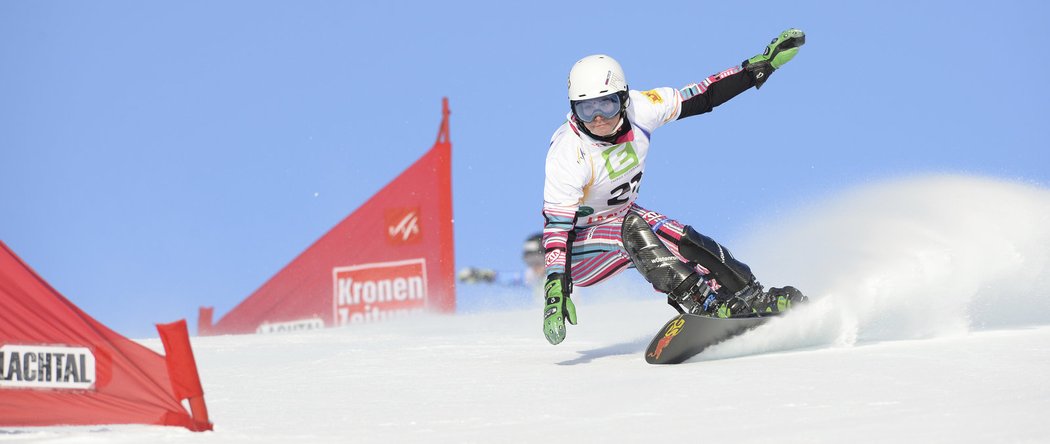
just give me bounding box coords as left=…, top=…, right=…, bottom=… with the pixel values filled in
left=602, top=143, right=639, bottom=180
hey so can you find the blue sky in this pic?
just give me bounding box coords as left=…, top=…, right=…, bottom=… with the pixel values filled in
left=2, top=1, right=1047, bottom=337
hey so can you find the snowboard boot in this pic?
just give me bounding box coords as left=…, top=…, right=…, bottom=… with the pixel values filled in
left=751, top=285, right=808, bottom=314
left=701, top=292, right=756, bottom=318
left=699, top=281, right=808, bottom=318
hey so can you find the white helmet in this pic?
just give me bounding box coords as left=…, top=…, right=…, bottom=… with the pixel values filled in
left=567, top=54, right=628, bottom=101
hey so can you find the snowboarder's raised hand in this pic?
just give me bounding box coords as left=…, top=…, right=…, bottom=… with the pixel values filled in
left=743, top=28, right=806, bottom=89
left=543, top=273, right=577, bottom=345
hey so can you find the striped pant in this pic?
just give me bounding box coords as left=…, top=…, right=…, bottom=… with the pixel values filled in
left=569, top=203, right=709, bottom=287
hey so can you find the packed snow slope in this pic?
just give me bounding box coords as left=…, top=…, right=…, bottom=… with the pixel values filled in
left=3, top=174, right=1049, bottom=443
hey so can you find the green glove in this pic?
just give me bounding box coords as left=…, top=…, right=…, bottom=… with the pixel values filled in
left=543, top=273, right=577, bottom=345
left=743, top=28, right=806, bottom=89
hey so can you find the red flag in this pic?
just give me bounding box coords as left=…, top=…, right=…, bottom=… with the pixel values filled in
left=0, top=241, right=212, bottom=431
left=197, top=306, right=214, bottom=336
left=157, top=320, right=210, bottom=430
left=202, top=98, right=456, bottom=335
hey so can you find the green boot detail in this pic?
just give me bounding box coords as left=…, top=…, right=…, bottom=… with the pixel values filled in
left=705, top=283, right=808, bottom=318
left=753, top=286, right=808, bottom=314
left=702, top=293, right=756, bottom=318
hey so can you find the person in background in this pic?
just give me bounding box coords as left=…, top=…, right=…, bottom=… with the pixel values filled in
left=458, top=233, right=545, bottom=297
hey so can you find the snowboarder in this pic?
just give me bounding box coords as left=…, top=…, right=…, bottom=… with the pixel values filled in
left=542, top=29, right=810, bottom=345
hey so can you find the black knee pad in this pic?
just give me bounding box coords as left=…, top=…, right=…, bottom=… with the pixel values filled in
left=621, top=213, right=698, bottom=296
left=677, top=226, right=755, bottom=293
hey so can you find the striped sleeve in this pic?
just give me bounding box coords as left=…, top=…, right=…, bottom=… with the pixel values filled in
left=542, top=127, right=588, bottom=278
left=541, top=204, right=576, bottom=276
left=677, top=64, right=753, bottom=119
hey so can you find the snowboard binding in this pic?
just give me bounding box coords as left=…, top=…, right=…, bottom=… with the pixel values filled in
left=672, top=280, right=809, bottom=318
left=710, top=282, right=808, bottom=318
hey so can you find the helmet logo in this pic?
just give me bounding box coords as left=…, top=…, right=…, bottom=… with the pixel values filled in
left=604, top=70, right=626, bottom=91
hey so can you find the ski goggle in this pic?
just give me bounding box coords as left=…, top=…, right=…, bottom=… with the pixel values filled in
left=572, top=94, right=622, bottom=123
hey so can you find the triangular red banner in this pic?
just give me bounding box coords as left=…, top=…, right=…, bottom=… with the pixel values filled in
left=201, top=98, right=456, bottom=335
left=0, top=241, right=212, bottom=431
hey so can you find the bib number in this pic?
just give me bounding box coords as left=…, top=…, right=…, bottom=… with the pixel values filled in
left=607, top=172, right=643, bottom=206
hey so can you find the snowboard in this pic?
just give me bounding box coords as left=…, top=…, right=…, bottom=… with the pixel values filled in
left=644, top=313, right=775, bottom=364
